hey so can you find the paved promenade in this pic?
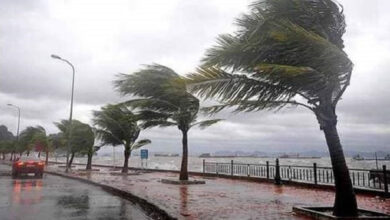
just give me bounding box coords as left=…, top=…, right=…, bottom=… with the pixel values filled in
left=48, top=164, right=390, bottom=220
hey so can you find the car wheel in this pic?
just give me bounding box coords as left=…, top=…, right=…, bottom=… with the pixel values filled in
left=35, top=172, right=43, bottom=178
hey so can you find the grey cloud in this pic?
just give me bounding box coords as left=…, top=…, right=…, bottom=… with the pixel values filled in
left=0, top=0, right=389, bottom=153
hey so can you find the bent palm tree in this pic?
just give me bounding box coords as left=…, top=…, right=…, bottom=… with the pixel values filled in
left=93, top=104, right=151, bottom=173
left=0, top=140, right=13, bottom=160
left=55, top=120, right=95, bottom=168
left=48, top=133, right=65, bottom=162
left=32, top=130, right=51, bottom=165
left=89, top=146, right=102, bottom=169
left=0, top=125, right=14, bottom=160
left=18, top=126, right=52, bottom=164
left=187, top=0, right=357, bottom=216
left=86, top=140, right=102, bottom=170
left=115, top=64, right=221, bottom=180
left=19, top=126, right=46, bottom=156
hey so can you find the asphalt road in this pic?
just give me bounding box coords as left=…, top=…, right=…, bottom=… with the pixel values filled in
left=0, top=164, right=151, bottom=220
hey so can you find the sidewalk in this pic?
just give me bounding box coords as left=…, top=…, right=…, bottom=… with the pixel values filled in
left=47, top=164, right=390, bottom=220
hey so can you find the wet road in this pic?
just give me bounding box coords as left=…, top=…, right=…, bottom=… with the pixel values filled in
left=0, top=164, right=150, bottom=220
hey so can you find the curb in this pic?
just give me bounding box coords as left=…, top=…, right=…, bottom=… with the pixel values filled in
left=293, top=206, right=390, bottom=219
left=45, top=170, right=176, bottom=220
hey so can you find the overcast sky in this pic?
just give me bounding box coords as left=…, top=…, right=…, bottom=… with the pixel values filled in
left=1, top=0, right=389, bottom=154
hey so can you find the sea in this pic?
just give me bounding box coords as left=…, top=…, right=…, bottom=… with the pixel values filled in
left=53, top=154, right=390, bottom=172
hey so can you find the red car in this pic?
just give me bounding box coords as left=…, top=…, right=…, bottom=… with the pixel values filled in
left=12, top=155, right=45, bottom=178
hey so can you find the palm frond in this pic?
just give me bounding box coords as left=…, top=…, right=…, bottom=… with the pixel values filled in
left=191, top=119, right=223, bottom=129
left=93, top=104, right=141, bottom=146
left=248, top=0, right=346, bottom=48
left=123, top=98, right=179, bottom=113
left=187, top=66, right=294, bottom=103
left=94, top=129, right=123, bottom=146
left=192, top=0, right=352, bottom=110
left=115, top=64, right=206, bottom=132
left=19, top=126, right=48, bottom=151
left=54, top=120, right=94, bottom=153
left=137, top=110, right=171, bottom=121
left=131, top=139, right=151, bottom=150
left=202, top=34, right=248, bottom=71
left=252, top=63, right=327, bottom=95
left=114, top=63, right=185, bottom=99
left=201, top=99, right=310, bottom=115
left=140, top=120, right=177, bottom=129
left=206, top=18, right=352, bottom=82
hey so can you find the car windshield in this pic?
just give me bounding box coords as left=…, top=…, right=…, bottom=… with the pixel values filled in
left=18, top=155, right=41, bottom=162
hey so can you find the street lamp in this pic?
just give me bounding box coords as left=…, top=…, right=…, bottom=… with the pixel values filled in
left=7, top=103, right=20, bottom=161
left=51, top=54, right=75, bottom=173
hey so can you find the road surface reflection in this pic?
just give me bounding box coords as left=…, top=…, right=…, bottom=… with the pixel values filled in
left=0, top=164, right=150, bottom=220
left=12, top=178, right=43, bottom=205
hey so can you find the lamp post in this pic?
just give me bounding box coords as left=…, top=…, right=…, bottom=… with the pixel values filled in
left=51, top=54, right=75, bottom=173
left=7, top=104, right=20, bottom=161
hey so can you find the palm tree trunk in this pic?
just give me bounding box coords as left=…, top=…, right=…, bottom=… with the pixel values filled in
left=316, top=99, right=357, bottom=217
left=179, top=130, right=189, bottom=181
left=10, top=151, right=14, bottom=161
left=68, top=152, right=75, bottom=168
left=45, top=149, right=49, bottom=165
left=86, top=152, right=92, bottom=170
left=315, top=96, right=358, bottom=217
left=122, top=143, right=131, bottom=173
left=323, top=124, right=358, bottom=216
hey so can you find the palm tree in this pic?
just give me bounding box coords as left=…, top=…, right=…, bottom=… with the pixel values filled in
left=0, top=140, right=13, bottom=160
left=31, top=130, right=50, bottom=165
left=18, top=126, right=53, bottom=164
left=85, top=146, right=102, bottom=170
left=0, top=125, right=15, bottom=160
left=55, top=120, right=95, bottom=168
left=93, top=104, right=151, bottom=173
left=19, top=126, right=47, bottom=156
left=187, top=0, right=357, bottom=216
left=115, top=64, right=221, bottom=181
left=48, top=133, right=65, bottom=162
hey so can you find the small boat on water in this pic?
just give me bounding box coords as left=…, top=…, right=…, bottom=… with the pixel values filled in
left=279, top=154, right=321, bottom=159
left=154, top=153, right=179, bottom=157
left=353, top=154, right=364, bottom=160
left=352, top=153, right=390, bottom=161
left=199, top=153, right=236, bottom=158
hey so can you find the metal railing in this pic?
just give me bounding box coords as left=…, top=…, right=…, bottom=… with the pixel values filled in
left=203, top=159, right=389, bottom=195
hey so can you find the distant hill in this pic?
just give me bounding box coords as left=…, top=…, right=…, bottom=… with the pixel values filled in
left=0, top=125, right=14, bottom=141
